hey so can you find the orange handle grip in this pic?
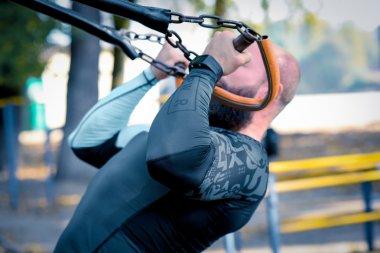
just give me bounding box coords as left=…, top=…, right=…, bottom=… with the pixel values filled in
left=175, top=36, right=280, bottom=111
left=213, top=36, right=280, bottom=110
left=260, top=37, right=280, bottom=103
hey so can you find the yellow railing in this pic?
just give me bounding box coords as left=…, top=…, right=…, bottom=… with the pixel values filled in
left=276, top=170, right=380, bottom=193
left=281, top=210, right=380, bottom=233
left=270, top=151, right=380, bottom=174
left=267, top=151, right=380, bottom=236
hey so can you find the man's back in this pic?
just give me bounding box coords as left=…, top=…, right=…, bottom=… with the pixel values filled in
left=105, top=127, right=267, bottom=253
left=119, top=191, right=258, bottom=253
left=56, top=127, right=267, bottom=253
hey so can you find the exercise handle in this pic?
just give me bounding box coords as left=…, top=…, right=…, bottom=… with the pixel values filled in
left=176, top=35, right=280, bottom=111
left=233, top=28, right=258, bottom=53
left=212, top=36, right=280, bottom=111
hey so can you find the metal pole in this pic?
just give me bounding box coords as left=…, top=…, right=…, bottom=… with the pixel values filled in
left=3, top=105, right=20, bottom=209
left=224, top=233, right=236, bottom=253
left=267, top=174, right=281, bottom=253
left=44, top=129, right=56, bottom=205
left=361, top=182, right=374, bottom=251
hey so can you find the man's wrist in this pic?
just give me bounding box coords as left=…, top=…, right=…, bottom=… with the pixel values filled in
left=143, top=68, right=159, bottom=85
left=150, top=65, right=167, bottom=81
left=189, top=55, right=223, bottom=80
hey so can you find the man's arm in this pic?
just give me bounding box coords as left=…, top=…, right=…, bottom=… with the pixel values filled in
left=68, top=68, right=158, bottom=168
left=69, top=42, right=188, bottom=168
left=146, top=31, right=251, bottom=192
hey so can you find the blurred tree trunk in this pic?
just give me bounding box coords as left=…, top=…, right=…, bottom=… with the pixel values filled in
left=111, top=0, right=135, bottom=89
left=212, top=0, right=230, bottom=32
left=56, top=2, right=100, bottom=181
left=214, top=0, right=227, bottom=17
left=378, top=26, right=380, bottom=68
left=261, top=0, right=270, bottom=28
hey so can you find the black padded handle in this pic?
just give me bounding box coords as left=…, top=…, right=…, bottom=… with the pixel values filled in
left=233, top=28, right=258, bottom=52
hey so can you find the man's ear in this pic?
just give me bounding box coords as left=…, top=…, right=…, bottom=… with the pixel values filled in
left=275, top=83, right=283, bottom=100
left=254, top=83, right=268, bottom=99
left=254, top=82, right=283, bottom=103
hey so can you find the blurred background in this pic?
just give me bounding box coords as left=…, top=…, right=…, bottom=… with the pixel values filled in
left=0, top=0, right=379, bottom=252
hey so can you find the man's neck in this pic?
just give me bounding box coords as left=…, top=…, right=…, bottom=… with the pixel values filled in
left=238, top=122, right=269, bottom=143
left=237, top=112, right=273, bottom=143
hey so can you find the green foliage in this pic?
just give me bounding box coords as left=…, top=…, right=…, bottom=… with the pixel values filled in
left=297, top=23, right=378, bottom=93
left=254, top=0, right=379, bottom=94
left=300, top=41, right=349, bottom=93
left=0, top=0, right=54, bottom=95
left=191, top=0, right=208, bottom=12
left=186, top=0, right=234, bottom=16
left=261, top=0, right=269, bottom=11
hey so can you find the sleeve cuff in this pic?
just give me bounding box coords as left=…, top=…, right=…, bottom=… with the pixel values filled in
left=142, top=68, right=159, bottom=86
left=188, top=68, right=220, bottom=88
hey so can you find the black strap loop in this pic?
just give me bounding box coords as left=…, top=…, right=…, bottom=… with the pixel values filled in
left=73, top=0, right=172, bottom=34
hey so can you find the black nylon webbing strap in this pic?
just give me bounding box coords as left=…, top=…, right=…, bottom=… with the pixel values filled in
left=9, top=0, right=139, bottom=59
left=73, top=0, right=172, bottom=34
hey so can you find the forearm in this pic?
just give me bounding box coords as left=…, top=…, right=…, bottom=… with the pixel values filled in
left=147, top=64, right=222, bottom=192
left=69, top=68, right=158, bottom=149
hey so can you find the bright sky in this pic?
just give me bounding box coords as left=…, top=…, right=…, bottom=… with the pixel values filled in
left=306, top=0, right=380, bottom=31
left=236, top=0, right=380, bottom=32
left=50, top=0, right=380, bottom=46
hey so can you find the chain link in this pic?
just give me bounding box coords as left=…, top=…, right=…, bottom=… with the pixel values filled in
left=169, top=12, right=261, bottom=40
left=136, top=48, right=186, bottom=77
left=118, top=30, right=166, bottom=45
left=165, top=30, right=198, bottom=61
left=198, top=14, right=223, bottom=29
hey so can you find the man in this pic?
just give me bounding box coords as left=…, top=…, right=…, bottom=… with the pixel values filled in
left=54, top=31, right=300, bottom=252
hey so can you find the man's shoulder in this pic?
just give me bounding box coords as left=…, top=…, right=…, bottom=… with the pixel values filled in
left=191, top=127, right=269, bottom=203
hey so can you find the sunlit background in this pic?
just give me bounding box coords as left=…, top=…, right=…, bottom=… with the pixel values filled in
left=39, top=0, right=380, bottom=132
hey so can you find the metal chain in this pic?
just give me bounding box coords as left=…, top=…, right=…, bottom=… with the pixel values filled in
left=117, top=29, right=187, bottom=78
left=106, top=13, right=262, bottom=78
left=165, top=30, right=198, bottom=61
left=167, top=12, right=262, bottom=62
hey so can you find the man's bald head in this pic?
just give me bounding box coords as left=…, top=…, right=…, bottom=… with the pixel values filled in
left=209, top=43, right=300, bottom=131
left=274, top=46, right=301, bottom=108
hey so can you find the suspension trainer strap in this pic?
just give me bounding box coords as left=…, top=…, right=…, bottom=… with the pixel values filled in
left=73, top=0, right=171, bottom=34
left=10, top=0, right=138, bottom=59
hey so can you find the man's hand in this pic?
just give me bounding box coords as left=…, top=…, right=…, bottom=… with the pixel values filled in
left=151, top=42, right=189, bottom=80
left=203, top=31, right=251, bottom=75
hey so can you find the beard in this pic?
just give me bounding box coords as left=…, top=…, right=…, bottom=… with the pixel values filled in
left=208, top=79, right=254, bottom=131
left=208, top=99, right=252, bottom=131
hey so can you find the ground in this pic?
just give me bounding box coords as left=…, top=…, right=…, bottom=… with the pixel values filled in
left=0, top=128, right=380, bottom=253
